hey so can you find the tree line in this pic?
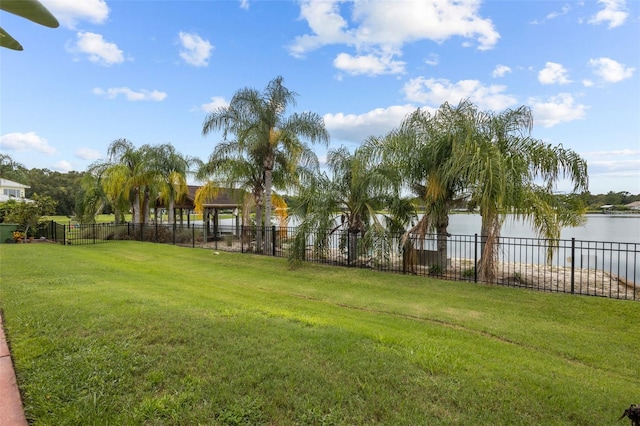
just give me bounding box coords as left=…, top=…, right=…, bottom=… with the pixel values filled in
left=1, top=76, right=636, bottom=279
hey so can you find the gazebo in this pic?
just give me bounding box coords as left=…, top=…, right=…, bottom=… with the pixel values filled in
left=155, top=186, right=245, bottom=239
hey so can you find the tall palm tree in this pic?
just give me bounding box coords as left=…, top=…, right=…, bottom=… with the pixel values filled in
left=452, top=105, right=589, bottom=281
left=290, top=144, right=413, bottom=265
left=202, top=76, right=329, bottom=252
left=196, top=136, right=314, bottom=251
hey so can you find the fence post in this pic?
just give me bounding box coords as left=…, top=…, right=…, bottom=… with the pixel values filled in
left=402, top=243, right=406, bottom=274
left=93, top=223, right=96, bottom=244
left=570, top=237, right=575, bottom=294
left=192, top=225, right=195, bottom=248
left=474, top=234, right=478, bottom=283
left=241, top=225, right=244, bottom=253
left=272, top=226, right=276, bottom=256
left=173, top=222, right=176, bottom=246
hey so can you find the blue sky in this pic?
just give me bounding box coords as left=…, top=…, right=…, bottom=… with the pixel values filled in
left=1, top=0, right=638, bottom=195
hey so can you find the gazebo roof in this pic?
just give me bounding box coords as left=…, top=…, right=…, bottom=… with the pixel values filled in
left=157, top=186, right=244, bottom=210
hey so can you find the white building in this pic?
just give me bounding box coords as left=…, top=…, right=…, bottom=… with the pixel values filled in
left=0, top=178, right=30, bottom=202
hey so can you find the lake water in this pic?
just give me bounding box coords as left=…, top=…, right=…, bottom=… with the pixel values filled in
left=220, top=213, right=640, bottom=243
left=447, top=213, right=640, bottom=244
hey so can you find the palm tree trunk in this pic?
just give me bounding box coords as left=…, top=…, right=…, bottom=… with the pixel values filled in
left=263, top=159, right=273, bottom=254
left=142, top=187, right=150, bottom=225
left=255, top=190, right=263, bottom=253
left=478, top=212, right=502, bottom=282
left=132, top=190, right=140, bottom=223
left=435, top=214, right=449, bottom=271
left=168, top=194, right=175, bottom=224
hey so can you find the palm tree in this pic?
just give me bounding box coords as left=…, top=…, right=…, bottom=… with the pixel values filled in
left=202, top=76, right=329, bottom=252
left=290, top=144, right=413, bottom=265
left=452, top=105, right=589, bottom=281
left=380, top=100, right=588, bottom=280
left=376, top=101, right=473, bottom=272
left=75, top=171, right=108, bottom=224
left=90, top=139, right=158, bottom=224
left=0, top=0, right=58, bottom=51
left=150, top=144, right=195, bottom=224
left=196, top=135, right=315, bottom=251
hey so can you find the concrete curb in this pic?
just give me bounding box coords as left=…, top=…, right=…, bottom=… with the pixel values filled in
left=0, top=313, right=27, bottom=426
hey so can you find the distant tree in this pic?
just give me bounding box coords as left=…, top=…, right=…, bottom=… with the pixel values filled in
left=0, top=154, right=28, bottom=183
left=24, top=169, right=84, bottom=216
left=4, top=193, right=57, bottom=241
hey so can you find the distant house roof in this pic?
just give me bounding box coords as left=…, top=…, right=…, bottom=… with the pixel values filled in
left=626, top=201, right=640, bottom=209
left=0, top=178, right=31, bottom=203
left=0, top=178, right=30, bottom=189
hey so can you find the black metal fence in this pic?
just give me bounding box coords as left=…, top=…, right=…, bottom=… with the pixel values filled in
left=37, top=221, right=638, bottom=301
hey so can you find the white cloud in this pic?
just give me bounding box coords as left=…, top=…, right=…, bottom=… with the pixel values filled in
left=239, top=0, right=249, bottom=10
left=588, top=57, right=635, bottom=82
left=581, top=149, right=640, bottom=179
left=289, top=0, right=499, bottom=74
left=546, top=5, right=571, bottom=20
left=424, top=53, right=439, bottom=66
left=288, top=0, right=352, bottom=58
left=402, top=77, right=517, bottom=111
left=52, top=160, right=73, bottom=172
left=75, top=147, right=102, bottom=161
left=324, top=104, right=417, bottom=142
left=492, top=65, right=512, bottom=78
left=68, top=32, right=124, bottom=66
left=333, top=52, right=405, bottom=75
left=178, top=32, right=213, bottom=67
left=0, top=132, right=56, bottom=155
left=41, top=0, right=109, bottom=29
left=582, top=79, right=594, bottom=87
left=201, top=96, right=229, bottom=113
left=538, top=62, right=571, bottom=85
left=529, top=93, right=588, bottom=127
left=93, top=87, right=167, bottom=102
left=588, top=0, right=628, bottom=28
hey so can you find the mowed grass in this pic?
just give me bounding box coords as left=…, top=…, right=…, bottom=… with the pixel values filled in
left=0, top=242, right=637, bottom=425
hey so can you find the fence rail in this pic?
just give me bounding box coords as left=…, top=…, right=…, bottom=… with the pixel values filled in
left=36, top=220, right=638, bottom=301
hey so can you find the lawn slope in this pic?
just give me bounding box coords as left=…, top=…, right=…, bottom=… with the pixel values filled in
left=0, top=242, right=637, bottom=425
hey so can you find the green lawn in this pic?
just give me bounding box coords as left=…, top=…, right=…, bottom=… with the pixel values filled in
left=0, top=242, right=637, bottom=425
